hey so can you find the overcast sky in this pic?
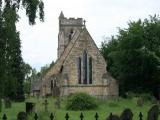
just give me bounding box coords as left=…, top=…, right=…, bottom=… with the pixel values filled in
left=16, top=0, right=160, bottom=71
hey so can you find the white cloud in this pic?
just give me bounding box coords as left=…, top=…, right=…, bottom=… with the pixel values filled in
left=16, top=0, right=160, bottom=71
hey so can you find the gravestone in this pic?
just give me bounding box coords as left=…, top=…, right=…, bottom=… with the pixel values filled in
left=54, top=97, right=61, bottom=109
left=17, top=112, right=27, bottom=120
left=153, top=85, right=160, bottom=101
left=120, top=108, right=133, bottom=120
left=26, top=102, right=35, bottom=114
left=147, top=104, right=159, bottom=120
left=4, top=98, right=12, bottom=108
left=107, top=113, right=120, bottom=120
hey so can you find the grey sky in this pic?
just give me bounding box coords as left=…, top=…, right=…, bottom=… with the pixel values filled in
left=16, top=0, right=160, bottom=71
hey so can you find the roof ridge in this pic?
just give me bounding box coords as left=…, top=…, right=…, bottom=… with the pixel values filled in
left=43, top=30, right=82, bottom=80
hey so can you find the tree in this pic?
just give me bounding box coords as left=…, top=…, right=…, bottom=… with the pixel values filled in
left=0, top=6, right=5, bottom=110
left=24, top=67, right=37, bottom=96
left=22, top=62, right=32, bottom=80
left=0, top=0, right=44, bottom=25
left=0, top=0, right=44, bottom=101
left=100, top=15, right=160, bottom=95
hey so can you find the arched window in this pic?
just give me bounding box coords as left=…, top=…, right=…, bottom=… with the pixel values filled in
left=89, top=57, right=92, bottom=84
left=77, top=57, right=81, bottom=84
left=83, top=50, right=87, bottom=84
left=76, top=51, right=93, bottom=85
left=69, top=29, right=74, bottom=40
left=51, top=80, right=53, bottom=91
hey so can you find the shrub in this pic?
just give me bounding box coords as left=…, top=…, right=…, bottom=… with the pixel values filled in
left=66, top=92, right=98, bottom=110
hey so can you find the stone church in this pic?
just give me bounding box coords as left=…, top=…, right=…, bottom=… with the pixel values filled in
left=41, top=12, right=118, bottom=98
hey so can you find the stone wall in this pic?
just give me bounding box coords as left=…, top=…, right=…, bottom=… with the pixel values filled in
left=60, top=28, right=118, bottom=98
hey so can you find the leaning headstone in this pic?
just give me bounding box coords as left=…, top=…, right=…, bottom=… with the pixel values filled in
left=147, top=104, right=159, bottom=120
left=17, top=112, right=27, bottom=120
left=120, top=108, right=133, bottom=120
left=26, top=102, right=35, bottom=114
left=4, top=98, right=12, bottom=108
left=107, top=113, right=120, bottom=120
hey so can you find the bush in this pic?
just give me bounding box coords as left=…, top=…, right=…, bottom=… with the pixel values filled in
left=66, top=93, right=98, bottom=110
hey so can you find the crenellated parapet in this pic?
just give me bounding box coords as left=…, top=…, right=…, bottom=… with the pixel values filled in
left=59, top=17, right=83, bottom=26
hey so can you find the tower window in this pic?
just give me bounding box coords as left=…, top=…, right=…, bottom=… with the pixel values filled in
left=51, top=80, right=53, bottom=91
left=69, top=29, right=74, bottom=40
left=77, top=57, right=81, bottom=84
left=70, top=29, right=74, bottom=34
left=83, top=50, right=87, bottom=84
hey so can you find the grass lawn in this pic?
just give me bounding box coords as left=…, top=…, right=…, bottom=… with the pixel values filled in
left=0, top=97, right=157, bottom=120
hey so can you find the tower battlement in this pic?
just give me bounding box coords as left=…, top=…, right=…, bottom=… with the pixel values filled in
left=59, top=17, right=83, bottom=26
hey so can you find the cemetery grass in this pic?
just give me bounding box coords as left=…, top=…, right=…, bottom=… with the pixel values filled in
left=0, top=97, right=155, bottom=120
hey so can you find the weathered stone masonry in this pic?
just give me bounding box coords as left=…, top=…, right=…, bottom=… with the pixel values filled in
left=41, top=12, right=118, bottom=99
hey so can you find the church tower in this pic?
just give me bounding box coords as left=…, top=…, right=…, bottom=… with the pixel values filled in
left=58, top=11, right=84, bottom=58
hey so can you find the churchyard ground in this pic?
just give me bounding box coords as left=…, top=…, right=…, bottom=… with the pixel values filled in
left=0, top=96, right=157, bottom=120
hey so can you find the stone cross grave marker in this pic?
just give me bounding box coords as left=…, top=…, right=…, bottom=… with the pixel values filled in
left=43, top=99, right=48, bottom=112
